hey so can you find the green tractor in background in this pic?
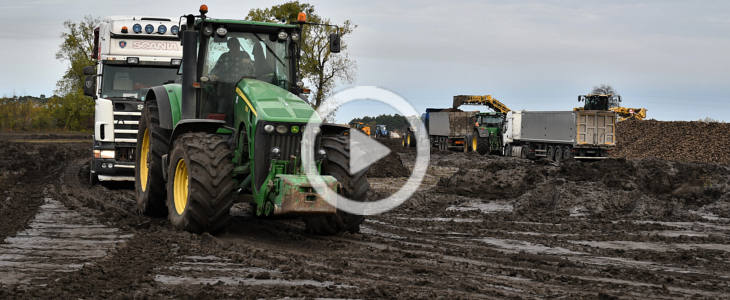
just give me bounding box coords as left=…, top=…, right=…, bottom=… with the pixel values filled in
left=470, top=112, right=505, bottom=155
left=134, top=5, right=368, bottom=235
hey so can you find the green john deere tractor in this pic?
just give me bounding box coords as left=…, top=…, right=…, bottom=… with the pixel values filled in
left=134, top=5, right=368, bottom=235
left=470, top=112, right=505, bottom=155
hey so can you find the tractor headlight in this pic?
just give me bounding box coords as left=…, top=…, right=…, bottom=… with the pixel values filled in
left=317, top=149, right=326, bottom=156
left=275, top=125, right=288, bottom=134
left=264, top=124, right=275, bottom=133
left=290, top=125, right=300, bottom=134
left=291, top=32, right=300, bottom=41
left=271, top=147, right=281, bottom=155
left=296, top=81, right=304, bottom=88
left=215, top=27, right=227, bottom=37
left=277, top=31, right=288, bottom=41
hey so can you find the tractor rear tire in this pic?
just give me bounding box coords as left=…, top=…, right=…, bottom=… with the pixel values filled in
left=305, top=135, right=370, bottom=235
left=166, top=132, right=235, bottom=234
left=473, top=130, right=489, bottom=155
left=135, top=99, right=170, bottom=217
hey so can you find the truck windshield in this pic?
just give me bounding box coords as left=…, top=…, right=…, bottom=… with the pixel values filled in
left=101, top=65, right=178, bottom=100
left=202, top=31, right=291, bottom=89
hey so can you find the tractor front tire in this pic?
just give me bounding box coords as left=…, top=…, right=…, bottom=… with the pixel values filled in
left=305, top=135, right=370, bottom=235
left=473, top=130, right=489, bottom=155
left=135, top=99, right=169, bottom=217
left=166, top=132, right=235, bottom=234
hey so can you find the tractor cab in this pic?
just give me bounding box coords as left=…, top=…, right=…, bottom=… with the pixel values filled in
left=578, top=94, right=621, bottom=111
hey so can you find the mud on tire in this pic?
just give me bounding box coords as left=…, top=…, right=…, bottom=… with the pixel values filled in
left=166, top=132, right=235, bottom=234
left=305, top=135, right=370, bottom=235
left=135, top=99, right=169, bottom=217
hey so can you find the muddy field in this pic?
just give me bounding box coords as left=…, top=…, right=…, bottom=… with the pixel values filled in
left=1, top=131, right=730, bottom=298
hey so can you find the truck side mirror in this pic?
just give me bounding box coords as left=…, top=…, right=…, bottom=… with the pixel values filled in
left=329, top=33, right=341, bottom=53
left=83, top=66, right=96, bottom=75
left=83, top=75, right=97, bottom=99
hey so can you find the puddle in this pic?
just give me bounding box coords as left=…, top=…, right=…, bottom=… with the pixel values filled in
left=447, top=201, right=514, bottom=214
left=155, top=255, right=355, bottom=289
left=473, top=237, right=584, bottom=256
left=397, top=217, right=481, bottom=223
left=0, top=197, right=131, bottom=285
left=572, top=240, right=730, bottom=252
left=569, top=206, right=589, bottom=217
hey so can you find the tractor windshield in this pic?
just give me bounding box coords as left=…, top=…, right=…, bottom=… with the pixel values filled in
left=201, top=31, right=291, bottom=88
left=100, top=64, right=179, bottom=100
left=479, top=115, right=503, bottom=125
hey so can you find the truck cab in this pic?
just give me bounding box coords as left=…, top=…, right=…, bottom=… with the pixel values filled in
left=84, top=17, right=182, bottom=184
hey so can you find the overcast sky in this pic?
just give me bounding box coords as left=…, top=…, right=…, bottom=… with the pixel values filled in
left=1, top=0, right=729, bottom=122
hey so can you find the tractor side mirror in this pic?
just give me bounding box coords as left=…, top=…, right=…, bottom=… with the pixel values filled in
left=83, top=75, right=97, bottom=99
left=83, top=66, right=96, bottom=75
left=329, top=33, right=341, bottom=53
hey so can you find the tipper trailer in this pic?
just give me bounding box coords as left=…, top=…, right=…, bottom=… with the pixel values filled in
left=503, top=110, right=617, bottom=160
left=424, top=109, right=476, bottom=152
left=83, top=17, right=183, bottom=184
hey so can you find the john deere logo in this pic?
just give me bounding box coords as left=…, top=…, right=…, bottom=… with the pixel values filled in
left=119, top=41, right=127, bottom=48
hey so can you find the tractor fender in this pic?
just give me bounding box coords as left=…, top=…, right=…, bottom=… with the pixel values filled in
left=321, top=123, right=350, bottom=136
left=170, top=119, right=233, bottom=145
left=146, top=86, right=174, bottom=130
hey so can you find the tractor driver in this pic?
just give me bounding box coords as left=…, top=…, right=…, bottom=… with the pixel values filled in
left=210, top=37, right=255, bottom=82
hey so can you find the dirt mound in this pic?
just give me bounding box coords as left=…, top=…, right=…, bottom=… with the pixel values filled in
left=367, top=151, right=410, bottom=178
left=612, top=120, right=730, bottom=164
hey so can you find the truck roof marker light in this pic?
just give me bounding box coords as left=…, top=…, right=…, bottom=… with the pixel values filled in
left=158, top=25, right=167, bottom=34
left=170, top=25, right=179, bottom=35
left=121, top=26, right=128, bottom=33
left=133, top=24, right=142, bottom=33
left=199, top=4, right=208, bottom=15
left=297, top=12, right=306, bottom=23
left=145, top=24, right=154, bottom=34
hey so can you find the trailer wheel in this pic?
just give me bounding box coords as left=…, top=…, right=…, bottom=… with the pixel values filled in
left=546, top=146, right=555, bottom=161
left=305, top=135, right=370, bottom=235
left=554, top=147, right=563, bottom=162
left=166, top=132, right=234, bottom=234
left=520, top=146, right=528, bottom=159
left=562, top=146, right=573, bottom=160
left=135, top=99, right=170, bottom=217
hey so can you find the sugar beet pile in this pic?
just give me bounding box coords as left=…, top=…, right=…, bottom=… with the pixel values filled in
left=612, top=120, right=730, bottom=164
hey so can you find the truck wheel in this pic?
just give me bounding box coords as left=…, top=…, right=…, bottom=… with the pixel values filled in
left=305, top=135, right=370, bottom=235
left=135, top=99, right=169, bottom=217
left=473, top=130, right=489, bottom=155
left=546, top=146, right=555, bottom=161
left=166, top=132, right=235, bottom=234
left=504, top=144, right=512, bottom=157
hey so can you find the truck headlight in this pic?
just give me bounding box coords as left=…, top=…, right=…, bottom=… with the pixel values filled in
left=264, top=124, right=275, bottom=133
left=100, top=150, right=115, bottom=159
left=277, top=31, right=288, bottom=41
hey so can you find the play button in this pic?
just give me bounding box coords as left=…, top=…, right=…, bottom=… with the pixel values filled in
left=348, top=129, right=391, bottom=174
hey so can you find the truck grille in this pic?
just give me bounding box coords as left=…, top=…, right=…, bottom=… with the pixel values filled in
left=112, top=101, right=142, bottom=144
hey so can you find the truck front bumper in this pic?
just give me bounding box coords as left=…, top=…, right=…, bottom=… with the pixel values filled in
left=270, top=174, right=339, bottom=216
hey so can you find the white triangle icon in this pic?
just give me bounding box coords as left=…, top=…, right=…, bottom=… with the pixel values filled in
left=349, top=130, right=391, bottom=174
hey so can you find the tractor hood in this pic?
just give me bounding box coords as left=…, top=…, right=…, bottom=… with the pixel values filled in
left=235, top=79, right=318, bottom=123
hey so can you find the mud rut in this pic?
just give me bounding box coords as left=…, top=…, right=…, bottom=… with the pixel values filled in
left=1, top=136, right=730, bottom=298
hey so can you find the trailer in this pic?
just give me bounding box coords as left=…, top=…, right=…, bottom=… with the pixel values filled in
left=503, top=110, right=616, bottom=160
left=424, top=109, right=477, bottom=151
left=83, top=17, right=182, bottom=184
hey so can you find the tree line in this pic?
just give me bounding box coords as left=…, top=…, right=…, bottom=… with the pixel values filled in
left=349, top=114, right=409, bottom=132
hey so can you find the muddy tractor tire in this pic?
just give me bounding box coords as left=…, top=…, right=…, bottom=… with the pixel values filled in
left=166, top=132, right=235, bottom=234
left=472, top=130, right=489, bottom=155
left=135, top=99, right=169, bottom=217
left=305, top=135, right=370, bottom=235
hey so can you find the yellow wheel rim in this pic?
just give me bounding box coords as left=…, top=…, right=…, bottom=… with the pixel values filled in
left=139, top=128, right=150, bottom=192
left=472, top=136, right=477, bottom=152
left=173, top=158, right=189, bottom=215
left=401, top=138, right=405, bottom=147
left=407, top=135, right=411, bottom=146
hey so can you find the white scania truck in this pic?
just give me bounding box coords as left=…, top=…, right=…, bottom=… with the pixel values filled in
left=83, top=17, right=182, bottom=184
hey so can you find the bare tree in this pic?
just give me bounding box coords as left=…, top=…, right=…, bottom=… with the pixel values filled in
left=591, top=84, right=618, bottom=96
